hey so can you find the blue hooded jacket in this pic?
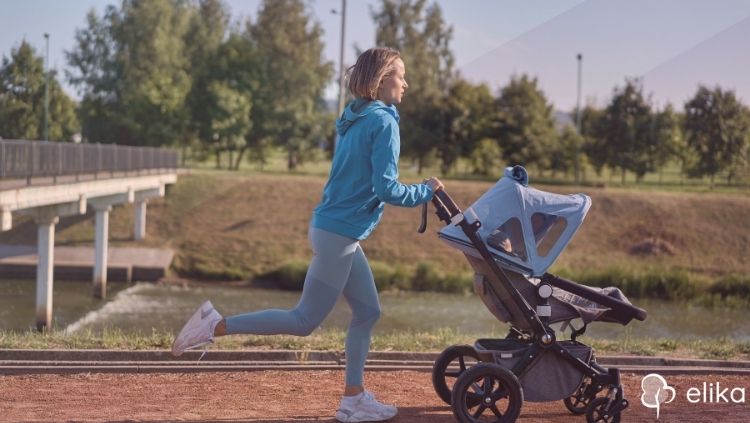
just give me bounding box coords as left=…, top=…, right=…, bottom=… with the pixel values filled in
left=312, top=99, right=434, bottom=240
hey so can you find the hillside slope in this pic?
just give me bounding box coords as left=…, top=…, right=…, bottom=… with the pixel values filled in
left=2, top=171, right=749, bottom=281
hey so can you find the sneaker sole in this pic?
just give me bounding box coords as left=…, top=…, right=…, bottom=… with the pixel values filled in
left=334, top=411, right=396, bottom=422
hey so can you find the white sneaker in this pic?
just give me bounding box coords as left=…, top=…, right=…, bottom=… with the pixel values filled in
left=335, top=391, right=398, bottom=422
left=171, top=300, right=223, bottom=357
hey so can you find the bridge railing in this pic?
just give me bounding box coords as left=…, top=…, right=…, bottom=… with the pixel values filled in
left=0, top=139, right=179, bottom=182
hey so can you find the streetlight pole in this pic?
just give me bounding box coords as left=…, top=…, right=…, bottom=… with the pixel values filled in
left=336, top=0, right=347, bottom=118
left=332, top=0, right=346, bottom=155
left=574, top=53, right=582, bottom=185
left=43, top=33, right=50, bottom=142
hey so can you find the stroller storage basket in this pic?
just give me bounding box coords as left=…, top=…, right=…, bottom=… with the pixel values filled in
left=475, top=338, right=592, bottom=402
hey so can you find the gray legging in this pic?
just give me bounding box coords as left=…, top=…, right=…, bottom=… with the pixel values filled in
left=225, top=226, right=381, bottom=386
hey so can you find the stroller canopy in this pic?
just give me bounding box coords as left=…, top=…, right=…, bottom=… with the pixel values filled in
left=439, top=167, right=591, bottom=277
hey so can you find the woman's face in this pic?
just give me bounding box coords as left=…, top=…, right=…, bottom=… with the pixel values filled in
left=377, top=58, right=408, bottom=105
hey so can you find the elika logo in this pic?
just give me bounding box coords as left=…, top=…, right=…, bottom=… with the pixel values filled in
left=640, top=373, right=747, bottom=420
left=640, top=373, right=676, bottom=419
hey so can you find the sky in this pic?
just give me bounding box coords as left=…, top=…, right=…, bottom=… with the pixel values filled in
left=1, top=0, right=749, bottom=112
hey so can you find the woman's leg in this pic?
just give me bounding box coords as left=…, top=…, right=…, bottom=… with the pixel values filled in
left=221, top=227, right=358, bottom=336
left=335, top=249, right=397, bottom=422
left=341, top=245, right=381, bottom=391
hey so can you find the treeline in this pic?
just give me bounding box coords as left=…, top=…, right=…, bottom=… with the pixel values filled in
left=1, top=0, right=749, bottom=185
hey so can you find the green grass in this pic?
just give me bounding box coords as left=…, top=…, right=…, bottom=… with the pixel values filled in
left=2, top=327, right=749, bottom=360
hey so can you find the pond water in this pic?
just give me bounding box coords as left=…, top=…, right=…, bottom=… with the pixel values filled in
left=2, top=279, right=748, bottom=342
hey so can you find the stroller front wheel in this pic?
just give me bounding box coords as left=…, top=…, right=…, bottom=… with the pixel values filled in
left=451, top=363, right=523, bottom=423
left=564, top=376, right=601, bottom=414
left=585, top=397, right=622, bottom=423
left=432, top=344, right=480, bottom=405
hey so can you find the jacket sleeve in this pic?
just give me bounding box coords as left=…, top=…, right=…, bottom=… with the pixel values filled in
left=370, top=115, right=434, bottom=207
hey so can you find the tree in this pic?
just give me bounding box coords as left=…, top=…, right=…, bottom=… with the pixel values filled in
left=683, top=85, right=750, bottom=187
left=550, top=125, right=583, bottom=178
left=205, top=31, right=263, bottom=170
left=469, top=138, right=503, bottom=177
left=67, top=0, right=192, bottom=147
left=493, top=74, right=557, bottom=171
left=206, top=80, right=251, bottom=169
left=372, top=0, right=455, bottom=173
left=0, top=41, right=78, bottom=141
left=248, top=0, right=333, bottom=170
left=579, top=103, right=607, bottom=176
left=651, top=104, right=683, bottom=184
left=184, top=0, right=231, bottom=165
left=597, top=78, right=654, bottom=184
left=66, top=7, right=123, bottom=144
left=438, top=79, right=495, bottom=175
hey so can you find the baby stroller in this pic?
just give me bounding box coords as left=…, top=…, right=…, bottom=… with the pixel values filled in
left=418, top=167, right=647, bottom=423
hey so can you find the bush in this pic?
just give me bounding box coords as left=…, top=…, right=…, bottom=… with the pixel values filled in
left=406, top=262, right=472, bottom=293
left=708, top=274, right=750, bottom=300
left=370, top=261, right=397, bottom=291
left=634, top=269, right=700, bottom=300
left=261, top=260, right=309, bottom=290
left=437, top=272, right=473, bottom=294
left=411, top=262, right=443, bottom=292
left=564, top=266, right=701, bottom=300
left=258, top=261, right=750, bottom=303
left=370, top=261, right=413, bottom=291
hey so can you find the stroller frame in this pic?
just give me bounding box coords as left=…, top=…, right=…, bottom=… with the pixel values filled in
left=425, top=189, right=647, bottom=423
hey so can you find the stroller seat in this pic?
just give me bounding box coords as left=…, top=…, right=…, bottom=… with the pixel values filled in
left=468, top=255, right=646, bottom=332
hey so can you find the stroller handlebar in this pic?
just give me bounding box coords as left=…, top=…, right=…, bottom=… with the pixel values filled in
left=434, top=189, right=461, bottom=217
left=417, top=188, right=463, bottom=233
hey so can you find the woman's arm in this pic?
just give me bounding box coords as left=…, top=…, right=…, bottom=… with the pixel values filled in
left=370, top=118, right=434, bottom=207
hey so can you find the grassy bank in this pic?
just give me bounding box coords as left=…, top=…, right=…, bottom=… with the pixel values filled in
left=266, top=259, right=750, bottom=303
left=2, top=327, right=749, bottom=361
left=2, top=170, right=749, bottom=302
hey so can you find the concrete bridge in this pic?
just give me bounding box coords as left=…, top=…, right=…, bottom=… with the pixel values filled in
left=0, top=139, right=178, bottom=330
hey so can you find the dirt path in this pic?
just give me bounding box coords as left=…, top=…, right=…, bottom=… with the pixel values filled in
left=1, top=371, right=747, bottom=422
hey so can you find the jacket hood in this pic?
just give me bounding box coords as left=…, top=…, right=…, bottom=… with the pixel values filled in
left=336, top=99, right=399, bottom=136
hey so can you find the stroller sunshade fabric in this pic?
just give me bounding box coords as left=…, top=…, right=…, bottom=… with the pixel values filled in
left=439, top=167, right=591, bottom=277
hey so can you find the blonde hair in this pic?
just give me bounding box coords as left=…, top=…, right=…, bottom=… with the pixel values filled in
left=347, top=47, right=402, bottom=100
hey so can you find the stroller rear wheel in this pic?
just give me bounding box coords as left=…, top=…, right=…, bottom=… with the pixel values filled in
left=432, top=344, right=480, bottom=405
left=451, top=363, right=523, bottom=423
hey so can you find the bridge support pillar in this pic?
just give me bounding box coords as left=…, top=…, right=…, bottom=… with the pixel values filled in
left=35, top=215, right=58, bottom=331
left=89, top=192, right=132, bottom=298
left=16, top=200, right=87, bottom=331
left=133, top=187, right=162, bottom=241
left=1, top=208, right=11, bottom=231
left=93, top=205, right=111, bottom=299
left=134, top=200, right=147, bottom=241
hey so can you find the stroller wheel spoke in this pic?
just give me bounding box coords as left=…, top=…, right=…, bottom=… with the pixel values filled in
left=492, top=386, right=508, bottom=401
left=459, top=355, right=467, bottom=371
left=490, top=404, right=504, bottom=418
left=472, top=404, right=487, bottom=418
left=466, top=392, right=482, bottom=408
left=470, top=382, right=484, bottom=395
left=483, top=376, right=493, bottom=393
